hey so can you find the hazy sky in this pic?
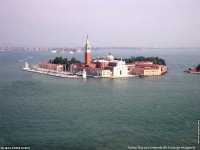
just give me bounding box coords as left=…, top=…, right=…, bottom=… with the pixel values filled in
left=0, top=0, right=200, bottom=47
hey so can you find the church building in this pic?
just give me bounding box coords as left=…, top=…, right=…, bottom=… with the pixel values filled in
left=70, top=36, right=129, bottom=77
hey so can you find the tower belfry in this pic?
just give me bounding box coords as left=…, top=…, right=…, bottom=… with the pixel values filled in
left=85, top=35, right=91, bottom=52
left=85, top=35, right=91, bottom=65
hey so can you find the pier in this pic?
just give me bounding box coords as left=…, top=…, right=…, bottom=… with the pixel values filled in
left=22, top=62, right=82, bottom=79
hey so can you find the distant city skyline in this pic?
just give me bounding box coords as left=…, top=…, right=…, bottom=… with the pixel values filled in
left=0, top=0, right=200, bottom=48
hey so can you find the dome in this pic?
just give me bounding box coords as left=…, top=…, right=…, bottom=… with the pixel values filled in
left=107, top=52, right=114, bottom=61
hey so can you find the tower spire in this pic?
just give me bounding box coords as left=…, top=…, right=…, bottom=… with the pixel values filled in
left=86, top=35, right=88, bottom=44
left=85, top=35, right=91, bottom=52
left=85, top=35, right=91, bottom=65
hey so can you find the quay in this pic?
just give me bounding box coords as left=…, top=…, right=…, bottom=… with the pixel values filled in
left=21, top=62, right=138, bottom=79
left=22, top=62, right=82, bottom=79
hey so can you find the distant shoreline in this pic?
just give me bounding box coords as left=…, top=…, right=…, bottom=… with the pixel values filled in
left=1, top=46, right=200, bottom=52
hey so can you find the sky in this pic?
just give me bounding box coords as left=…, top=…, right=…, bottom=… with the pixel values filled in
left=0, top=0, right=200, bottom=47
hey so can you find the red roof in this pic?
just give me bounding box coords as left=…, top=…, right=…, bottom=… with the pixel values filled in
left=77, top=65, right=103, bottom=71
left=39, top=62, right=63, bottom=67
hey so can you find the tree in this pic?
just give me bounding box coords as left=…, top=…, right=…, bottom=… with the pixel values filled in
left=197, top=64, right=200, bottom=72
left=62, top=58, right=68, bottom=64
left=70, top=57, right=76, bottom=64
left=53, top=56, right=62, bottom=64
left=121, top=56, right=166, bottom=65
left=49, top=56, right=82, bottom=65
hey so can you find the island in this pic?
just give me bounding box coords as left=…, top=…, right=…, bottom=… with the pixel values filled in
left=22, top=36, right=167, bottom=78
left=185, top=64, right=200, bottom=74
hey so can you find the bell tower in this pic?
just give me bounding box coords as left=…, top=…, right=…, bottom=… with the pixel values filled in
left=85, top=35, right=91, bottom=65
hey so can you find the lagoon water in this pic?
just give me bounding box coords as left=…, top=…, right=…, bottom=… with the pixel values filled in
left=0, top=48, right=200, bottom=150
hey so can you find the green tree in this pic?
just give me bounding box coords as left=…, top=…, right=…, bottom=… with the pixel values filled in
left=70, top=57, right=76, bottom=64
left=53, top=56, right=63, bottom=64
left=122, top=56, right=166, bottom=65
left=197, top=64, right=200, bottom=71
left=62, top=58, right=68, bottom=64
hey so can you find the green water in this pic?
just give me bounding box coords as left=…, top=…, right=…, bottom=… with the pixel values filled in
left=0, top=49, right=200, bottom=150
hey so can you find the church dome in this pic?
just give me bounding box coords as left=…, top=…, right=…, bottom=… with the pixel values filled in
left=107, top=52, right=114, bottom=61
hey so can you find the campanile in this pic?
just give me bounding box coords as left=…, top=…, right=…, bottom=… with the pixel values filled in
left=85, top=35, right=91, bottom=65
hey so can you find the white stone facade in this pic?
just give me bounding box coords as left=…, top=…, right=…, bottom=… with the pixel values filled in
left=112, top=60, right=128, bottom=76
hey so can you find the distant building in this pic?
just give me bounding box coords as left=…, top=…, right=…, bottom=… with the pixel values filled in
left=128, top=61, right=167, bottom=76
left=38, top=62, right=63, bottom=72
left=74, top=65, right=112, bottom=77
left=107, top=52, right=114, bottom=61
left=161, top=65, right=167, bottom=74
left=133, top=61, right=153, bottom=65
